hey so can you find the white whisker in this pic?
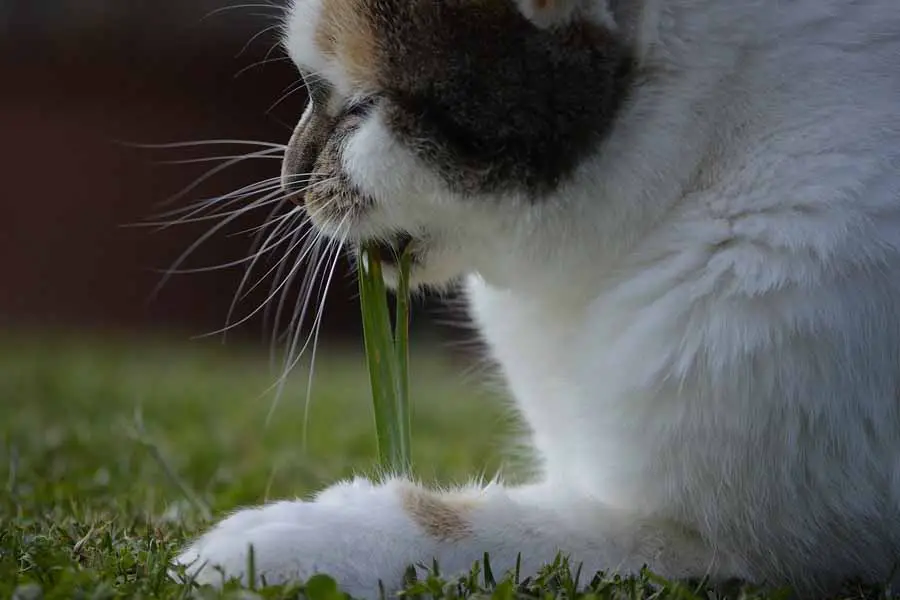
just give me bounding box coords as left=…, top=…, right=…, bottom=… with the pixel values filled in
left=235, top=193, right=340, bottom=303
left=266, top=215, right=349, bottom=429
left=125, top=140, right=287, bottom=150
left=201, top=3, right=285, bottom=23
left=139, top=191, right=287, bottom=229
left=236, top=23, right=285, bottom=60
left=234, top=56, right=292, bottom=79
left=153, top=147, right=286, bottom=209
left=229, top=203, right=300, bottom=236
left=268, top=81, right=310, bottom=114
left=148, top=187, right=290, bottom=303
left=194, top=218, right=323, bottom=339
left=157, top=154, right=286, bottom=165
left=141, top=187, right=285, bottom=235
left=257, top=231, right=337, bottom=420
left=220, top=202, right=303, bottom=344
left=298, top=220, right=350, bottom=447
left=161, top=209, right=299, bottom=276
left=145, top=171, right=322, bottom=225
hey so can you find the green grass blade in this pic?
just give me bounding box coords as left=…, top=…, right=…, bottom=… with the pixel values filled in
left=357, top=247, right=399, bottom=468
left=393, top=250, right=413, bottom=468
left=357, top=245, right=412, bottom=474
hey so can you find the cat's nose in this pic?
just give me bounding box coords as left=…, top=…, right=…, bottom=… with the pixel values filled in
left=281, top=115, right=312, bottom=201
left=281, top=101, right=336, bottom=204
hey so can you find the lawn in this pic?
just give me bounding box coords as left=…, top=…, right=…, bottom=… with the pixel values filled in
left=0, top=332, right=887, bottom=599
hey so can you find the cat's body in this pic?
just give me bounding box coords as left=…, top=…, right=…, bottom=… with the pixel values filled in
left=176, top=0, right=900, bottom=595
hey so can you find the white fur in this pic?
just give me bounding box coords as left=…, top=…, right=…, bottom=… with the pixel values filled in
left=177, top=0, right=900, bottom=595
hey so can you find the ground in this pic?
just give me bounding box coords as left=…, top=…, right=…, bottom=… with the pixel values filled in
left=0, top=332, right=889, bottom=598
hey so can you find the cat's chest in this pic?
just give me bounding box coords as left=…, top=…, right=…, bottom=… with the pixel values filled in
left=465, top=275, right=657, bottom=481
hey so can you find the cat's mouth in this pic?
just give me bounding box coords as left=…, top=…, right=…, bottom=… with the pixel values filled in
left=363, top=231, right=416, bottom=267
left=357, top=230, right=436, bottom=290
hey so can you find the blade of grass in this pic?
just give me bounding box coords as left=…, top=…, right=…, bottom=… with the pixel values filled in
left=393, top=250, right=413, bottom=468
left=357, top=245, right=412, bottom=474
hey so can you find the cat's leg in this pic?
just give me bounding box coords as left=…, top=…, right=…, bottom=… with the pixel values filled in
left=174, top=477, right=740, bottom=597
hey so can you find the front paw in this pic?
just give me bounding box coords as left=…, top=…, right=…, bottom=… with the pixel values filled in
left=172, top=478, right=438, bottom=598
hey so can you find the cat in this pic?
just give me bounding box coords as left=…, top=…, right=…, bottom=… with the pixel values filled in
left=174, top=0, right=900, bottom=596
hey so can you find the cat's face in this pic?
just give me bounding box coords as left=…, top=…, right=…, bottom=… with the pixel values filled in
left=280, top=0, right=633, bottom=288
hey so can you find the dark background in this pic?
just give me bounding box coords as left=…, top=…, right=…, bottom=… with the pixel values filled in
left=1, top=0, right=454, bottom=346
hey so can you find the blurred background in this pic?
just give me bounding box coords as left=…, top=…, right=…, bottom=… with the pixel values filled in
left=0, top=0, right=509, bottom=495
left=1, top=0, right=457, bottom=343
left=0, top=11, right=517, bottom=594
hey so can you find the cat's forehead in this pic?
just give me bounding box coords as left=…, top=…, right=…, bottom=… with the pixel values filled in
left=283, top=0, right=545, bottom=96
left=283, top=0, right=390, bottom=96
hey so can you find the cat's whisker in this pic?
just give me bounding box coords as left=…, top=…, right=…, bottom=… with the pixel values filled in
left=234, top=56, right=292, bottom=79
left=235, top=196, right=340, bottom=302
left=232, top=207, right=309, bottom=345
left=161, top=210, right=300, bottom=276
left=158, top=154, right=286, bottom=166
left=141, top=180, right=283, bottom=227
left=236, top=23, right=285, bottom=61
left=268, top=81, right=311, bottom=115
left=214, top=191, right=345, bottom=344
left=269, top=207, right=340, bottom=355
left=148, top=187, right=290, bottom=303
left=266, top=67, right=332, bottom=115
left=140, top=190, right=287, bottom=229
left=162, top=177, right=292, bottom=216
left=298, top=220, right=351, bottom=446
left=229, top=203, right=301, bottom=236
left=128, top=140, right=286, bottom=150
left=139, top=190, right=285, bottom=235
left=201, top=2, right=285, bottom=23
left=257, top=228, right=339, bottom=422
left=235, top=224, right=318, bottom=303
left=146, top=171, right=323, bottom=224
left=152, top=146, right=286, bottom=209
left=261, top=31, right=289, bottom=63
left=268, top=237, right=320, bottom=372
left=152, top=174, right=337, bottom=306
left=196, top=215, right=326, bottom=339
left=264, top=203, right=343, bottom=370
left=266, top=215, right=349, bottom=429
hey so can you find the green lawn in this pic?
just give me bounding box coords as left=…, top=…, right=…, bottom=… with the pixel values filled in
left=0, top=333, right=886, bottom=599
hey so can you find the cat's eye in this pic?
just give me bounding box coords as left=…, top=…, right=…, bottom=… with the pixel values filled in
left=341, top=97, right=377, bottom=119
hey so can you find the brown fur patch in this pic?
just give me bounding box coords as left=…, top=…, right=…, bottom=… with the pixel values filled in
left=401, top=486, right=475, bottom=542
left=315, top=0, right=379, bottom=91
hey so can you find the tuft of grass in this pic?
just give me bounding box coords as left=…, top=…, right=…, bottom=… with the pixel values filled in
left=0, top=334, right=508, bottom=598
left=0, top=333, right=894, bottom=599
left=357, top=245, right=414, bottom=475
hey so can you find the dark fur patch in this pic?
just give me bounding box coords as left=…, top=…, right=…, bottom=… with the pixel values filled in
left=365, top=0, right=636, bottom=197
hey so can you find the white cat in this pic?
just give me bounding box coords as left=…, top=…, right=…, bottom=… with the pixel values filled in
left=175, top=0, right=900, bottom=596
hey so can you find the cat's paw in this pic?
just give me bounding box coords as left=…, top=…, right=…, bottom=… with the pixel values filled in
left=172, top=478, right=441, bottom=598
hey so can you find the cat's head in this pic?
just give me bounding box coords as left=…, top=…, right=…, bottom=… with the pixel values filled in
left=280, top=0, right=633, bottom=289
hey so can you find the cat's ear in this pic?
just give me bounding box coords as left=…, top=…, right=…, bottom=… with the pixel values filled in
left=512, top=0, right=615, bottom=30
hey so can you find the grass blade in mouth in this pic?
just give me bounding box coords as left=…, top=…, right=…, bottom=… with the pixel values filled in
left=357, top=244, right=413, bottom=475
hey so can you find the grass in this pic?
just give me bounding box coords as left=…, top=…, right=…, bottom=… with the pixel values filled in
left=0, top=332, right=891, bottom=599
left=0, top=332, right=508, bottom=598
left=357, top=245, right=414, bottom=475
